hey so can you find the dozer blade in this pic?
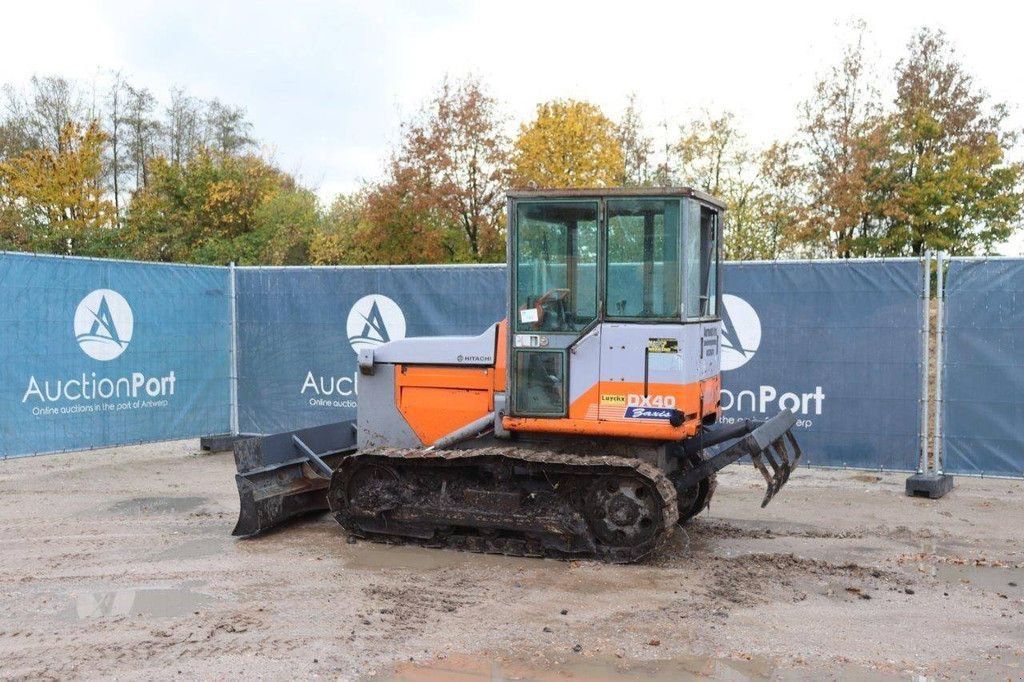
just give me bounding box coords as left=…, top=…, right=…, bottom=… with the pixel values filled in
left=232, top=420, right=358, bottom=537
left=672, top=409, right=803, bottom=507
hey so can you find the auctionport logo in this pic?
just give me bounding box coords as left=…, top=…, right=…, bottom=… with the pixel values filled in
left=23, top=287, right=176, bottom=410
left=720, top=294, right=761, bottom=371
left=346, top=294, right=406, bottom=354
left=74, top=289, right=134, bottom=361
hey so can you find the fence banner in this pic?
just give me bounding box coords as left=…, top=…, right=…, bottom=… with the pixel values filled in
left=235, top=260, right=924, bottom=470
left=0, top=253, right=231, bottom=458
left=942, top=258, right=1024, bottom=476
left=234, top=265, right=506, bottom=435
left=719, top=260, right=924, bottom=470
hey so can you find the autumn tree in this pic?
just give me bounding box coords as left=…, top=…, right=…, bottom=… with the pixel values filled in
left=673, top=112, right=785, bottom=259
left=124, top=149, right=304, bottom=264
left=792, top=23, right=888, bottom=257
left=779, top=25, right=1024, bottom=257
left=880, top=29, right=1024, bottom=255
left=309, top=191, right=371, bottom=264
left=513, top=99, right=625, bottom=188
left=757, top=141, right=807, bottom=258
left=0, top=121, right=115, bottom=254
left=349, top=76, right=511, bottom=264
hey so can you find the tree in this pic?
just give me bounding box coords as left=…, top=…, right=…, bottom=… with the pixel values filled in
left=881, top=28, right=1024, bottom=255
left=757, top=141, right=807, bottom=259
left=124, top=149, right=288, bottom=263
left=794, top=22, right=888, bottom=257
left=675, top=112, right=782, bottom=259
left=617, top=94, right=654, bottom=187
left=396, top=76, right=510, bottom=261
left=0, top=121, right=115, bottom=254
left=352, top=76, right=511, bottom=264
left=105, top=73, right=127, bottom=220
left=309, top=191, right=370, bottom=264
left=513, top=99, right=625, bottom=188
left=206, top=99, right=254, bottom=156
left=166, top=88, right=206, bottom=166
left=358, top=162, right=451, bottom=264
left=254, top=184, right=321, bottom=265
left=122, top=84, right=160, bottom=190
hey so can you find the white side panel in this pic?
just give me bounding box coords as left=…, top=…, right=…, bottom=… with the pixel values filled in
left=598, top=323, right=703, bottom=385
left=568, top=326, right=601, bottom=404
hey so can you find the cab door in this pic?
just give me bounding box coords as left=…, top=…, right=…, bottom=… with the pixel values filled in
left=509, top=199, right=600, bottom=417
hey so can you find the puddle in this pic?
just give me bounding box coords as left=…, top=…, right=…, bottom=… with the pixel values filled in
left=109, top=496, right=209, bottom=515
left=935, top=563, right=1024, bottom=596
left=368, top=652, right=899, bottom=681
left=152, top=535, right=231, bottom=560
left=64, top=586, right=216, bottom=619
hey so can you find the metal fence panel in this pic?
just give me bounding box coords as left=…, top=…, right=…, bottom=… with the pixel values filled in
left=0, top=252, right=231, bottom=457
left=942, top=258, right=1024, bottom=476
left=234, top=266, right=506, bottom=435
left=720, top=260, right=923, bottom=470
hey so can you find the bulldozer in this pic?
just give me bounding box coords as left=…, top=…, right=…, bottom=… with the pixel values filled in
left=231, top=188, right=801, bottom=562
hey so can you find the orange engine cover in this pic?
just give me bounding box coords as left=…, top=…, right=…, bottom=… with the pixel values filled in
left=394, top=364, right=496, bottom=446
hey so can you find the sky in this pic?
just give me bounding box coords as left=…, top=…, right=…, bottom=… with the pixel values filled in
left=2, top=0, right=1023, bottom=252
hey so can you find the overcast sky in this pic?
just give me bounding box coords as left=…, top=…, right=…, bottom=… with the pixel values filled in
left=3, top=0, right=1023, bottom=252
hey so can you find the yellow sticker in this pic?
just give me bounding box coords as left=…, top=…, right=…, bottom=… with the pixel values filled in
left=600, top=394, right=626, bottom=406
left=647, top=338, right=679, bottom=353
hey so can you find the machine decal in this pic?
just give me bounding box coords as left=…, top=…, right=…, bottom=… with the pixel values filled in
left=624, top=406, right=674, bottom=420
left=646, top=338, right=678, bottom=353
left=627, top=394, right=677, bottom=408
left=600, top=394, right=626, bottom=405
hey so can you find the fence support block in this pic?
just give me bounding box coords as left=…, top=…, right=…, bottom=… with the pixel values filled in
left=905, top=472, right=955, bottom=499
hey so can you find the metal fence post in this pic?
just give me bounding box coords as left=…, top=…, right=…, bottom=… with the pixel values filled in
left=917, top=250, right=932, bottom=474
left=229, top=261, right=239, bottom=437
left=932, top=251, right=946, bottom=475
left=907, top=250, right=954, bottom=498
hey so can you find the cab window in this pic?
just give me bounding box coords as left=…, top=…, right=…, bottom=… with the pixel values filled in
left=514, top=201, right=598, bottom=333
left=605, top=199, right=681, bottom=319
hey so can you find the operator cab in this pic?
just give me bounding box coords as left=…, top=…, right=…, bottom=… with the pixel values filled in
left=506, top=188, right=724, bottom=427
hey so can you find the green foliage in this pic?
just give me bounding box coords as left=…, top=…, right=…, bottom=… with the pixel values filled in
left=124, top=149, right=312, bottom=264
left=880, top=29, right=1024, bottom=255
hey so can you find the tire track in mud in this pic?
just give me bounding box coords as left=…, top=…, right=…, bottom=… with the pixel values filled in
left=354, top=569, right=491, bottom=640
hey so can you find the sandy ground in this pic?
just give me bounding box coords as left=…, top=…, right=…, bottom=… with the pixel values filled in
left=1, top=440, right=1023, bottom=681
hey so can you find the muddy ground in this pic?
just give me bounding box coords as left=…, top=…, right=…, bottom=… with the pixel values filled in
left=1, top=440, right=1023, bottom=681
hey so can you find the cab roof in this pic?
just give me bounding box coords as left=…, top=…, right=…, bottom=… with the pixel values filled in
left=506, top=187, right=726, bottom=211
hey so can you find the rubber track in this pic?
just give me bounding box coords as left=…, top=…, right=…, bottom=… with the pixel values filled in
left=329, top=446, right=679, bottom=563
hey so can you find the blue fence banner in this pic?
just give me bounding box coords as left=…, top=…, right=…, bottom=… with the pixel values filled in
left=719, top=260, right=924, bottom=471
left=0, top=252, right=231, bottom=458
left=234, top=265, right=507, bottom=435
left=1, top=254, right=930, bottom=471
left=235, top=260, right=925, bottom=471
left=942, top=258, right=1024, bottom=476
